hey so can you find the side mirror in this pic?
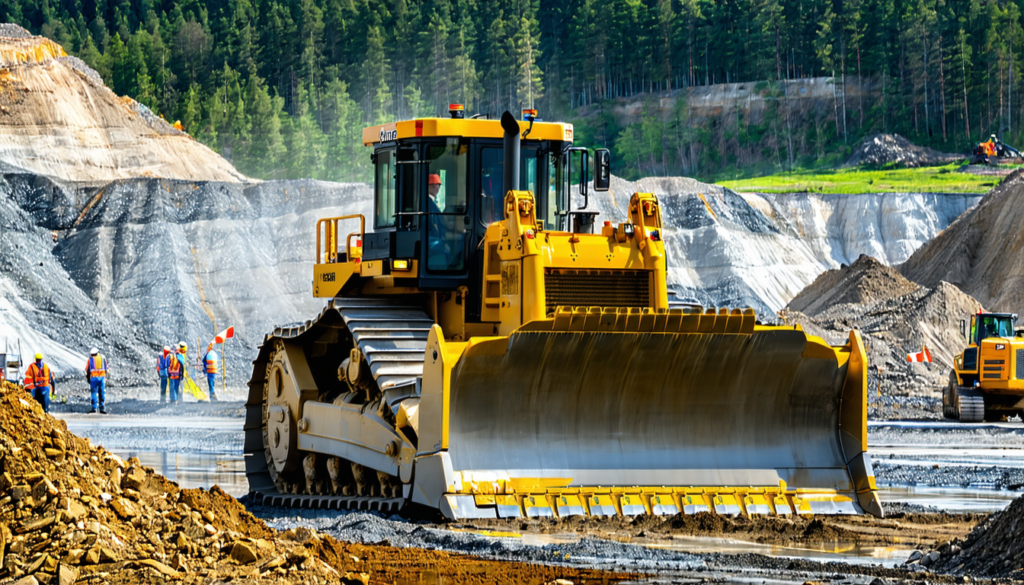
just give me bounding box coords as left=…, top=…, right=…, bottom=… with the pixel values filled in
left=960, top=319, right=966, bottom=341
left=594, top=148, right=610, bottom=191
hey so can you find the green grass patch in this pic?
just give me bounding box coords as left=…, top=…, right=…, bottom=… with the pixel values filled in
left=717, top=162, right=1009, bottom=194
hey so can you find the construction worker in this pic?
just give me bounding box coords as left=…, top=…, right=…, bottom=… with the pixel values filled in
left=202, top=343, right=220, bottom=402
left=85, top=348, right=108, bottom=414
left=24, top=353, right=56, bottom=413
left=167, top=342, right=188, bottom=404
left=157, top=346, right=172, bottom=403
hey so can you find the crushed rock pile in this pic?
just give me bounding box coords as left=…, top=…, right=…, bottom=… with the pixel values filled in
left=845, top=133, right=961, bottom=168
left=783, top=256, right=983, bottom=410
left=787, top=255, right=920, bottom=317
left=0, top=383, right=633, bottom=585
left=932, top=494, right=1024, bottom=577
left=902, top=170, right=1024, bottom=313
left=0, top=384, right=368, bottom=584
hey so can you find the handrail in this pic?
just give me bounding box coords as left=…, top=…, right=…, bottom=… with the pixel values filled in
left=315, top=214, right=365, bottom=264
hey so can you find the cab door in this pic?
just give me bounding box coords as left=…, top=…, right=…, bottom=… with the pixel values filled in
left=420, top=138, right=471, bottom=288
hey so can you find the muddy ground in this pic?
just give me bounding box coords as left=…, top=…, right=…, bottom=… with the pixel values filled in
left=38, top=389, right=1024, bottom=584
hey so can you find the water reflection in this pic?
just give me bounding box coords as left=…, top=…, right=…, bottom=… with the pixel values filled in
left=108, top=450, right=248, bottom=496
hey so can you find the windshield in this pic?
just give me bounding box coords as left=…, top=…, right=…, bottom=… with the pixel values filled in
left=479, top=144, right=563, bottom=231
left=979, top=315, right=1016, bottom=339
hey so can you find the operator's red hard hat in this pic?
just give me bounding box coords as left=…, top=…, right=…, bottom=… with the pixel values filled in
left=427, top=174, right=441, bottom=185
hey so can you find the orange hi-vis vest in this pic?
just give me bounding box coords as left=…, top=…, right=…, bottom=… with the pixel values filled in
left=24, top=362, right=51, bottom=390
left=204, top=352, right=218, bottom=374
left=168, top=353, right=183, bottom=380
left=88, top=355, right=106, bottom=378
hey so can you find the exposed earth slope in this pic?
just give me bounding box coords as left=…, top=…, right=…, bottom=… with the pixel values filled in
left=901, top=170, right=1024, bottom=313
left=0, top=25, right=244, bottom=183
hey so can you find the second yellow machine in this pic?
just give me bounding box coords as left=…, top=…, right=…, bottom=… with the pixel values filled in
left=244, top=108, right=881, bottom=519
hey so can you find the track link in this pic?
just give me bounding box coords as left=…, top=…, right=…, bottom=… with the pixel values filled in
left=244, top=297, right=431, bottom=510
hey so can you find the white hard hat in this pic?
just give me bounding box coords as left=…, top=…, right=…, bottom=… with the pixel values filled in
left=163, top=345, right=170, bottom=351
left=90, top=348, right=99, bottom=355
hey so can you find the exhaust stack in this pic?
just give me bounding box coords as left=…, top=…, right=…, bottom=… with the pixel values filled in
left=501, top=111, right=520, bottom=197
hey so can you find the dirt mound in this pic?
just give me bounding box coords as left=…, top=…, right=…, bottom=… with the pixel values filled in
left=786, top=254, right=920, bottom=317
left=0, top=31, right=245, bottom=183
left=782, top=257, right=983, bottom=408
left=933, top=494, right=1024, bottom=577
left=0, top=384, right=360, bottom=583
left=902, top=170, right=1024, bottom=313
left=0, top=383, right=632, bottom=583
left=845, top=133, right=961, bottom=168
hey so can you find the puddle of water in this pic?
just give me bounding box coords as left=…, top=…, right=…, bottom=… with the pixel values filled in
left=106, top=450, right=248, bottom=497
left=57, top=414, right=239, bottom=430
left=879, top=485, right=1017, bottom=512
left=643, top=535, right=911, bottom=567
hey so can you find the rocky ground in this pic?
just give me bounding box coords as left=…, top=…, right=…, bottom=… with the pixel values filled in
left=845, top=134, right=962, bottom=168
left=934, top=493, right=1024, bottom=577
left=0, top=381, right=636, bottom=584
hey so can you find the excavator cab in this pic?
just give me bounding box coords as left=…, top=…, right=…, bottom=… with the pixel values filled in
left=947, top=312, right=1024, bottom=422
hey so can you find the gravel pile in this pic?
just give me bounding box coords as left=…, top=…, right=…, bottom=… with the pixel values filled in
left=933, top=494, right=1024, bottom=577
left=845, top=133, right=961, bottom=168
left=57, top=56, right=103, bottom=85
left=788, top=255, right=920, bottom=317
left=783, top=256, right=983, bottom=405
left=0, top=383, right=367, bottom=584
left=0, top=24, right=32, bottom=38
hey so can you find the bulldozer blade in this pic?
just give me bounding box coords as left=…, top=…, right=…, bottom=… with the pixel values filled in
left=419, top=307, right=880, bottom=519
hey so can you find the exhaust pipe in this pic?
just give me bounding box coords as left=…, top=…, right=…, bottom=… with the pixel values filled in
left=501, top=111, right=520, bottom=197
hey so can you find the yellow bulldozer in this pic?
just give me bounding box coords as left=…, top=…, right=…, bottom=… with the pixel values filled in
left=946, top=312, right=1024, bottom=422
left=244, top=107, right=882, bottom=519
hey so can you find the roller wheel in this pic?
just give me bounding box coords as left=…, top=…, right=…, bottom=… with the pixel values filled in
left=956, top=387, right=985, bottom=423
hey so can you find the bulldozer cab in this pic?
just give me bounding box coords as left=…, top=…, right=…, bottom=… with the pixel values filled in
left=353, top=107, right=606, bottom=321
left=966, top=313, right=1018, bottom=346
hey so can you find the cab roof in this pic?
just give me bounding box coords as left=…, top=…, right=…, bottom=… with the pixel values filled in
left=362, top=117, right=574, bottom=146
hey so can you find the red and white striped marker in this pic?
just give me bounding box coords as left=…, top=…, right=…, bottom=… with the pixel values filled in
left=906, top=344, right=932, bottom=363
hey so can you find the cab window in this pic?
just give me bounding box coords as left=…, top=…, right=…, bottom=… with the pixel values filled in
left=478, top=146, right=542, bottom=227
left=979, top=316, right=1015, bottom=339
left=545, top=151, right=565, bottom=230
left=374, top=150, right=395, bottom=228
left=426, top=139, right=468, bottom=272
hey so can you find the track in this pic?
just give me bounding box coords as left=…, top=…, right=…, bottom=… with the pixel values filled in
left=243, top=297, right=432, bottom=510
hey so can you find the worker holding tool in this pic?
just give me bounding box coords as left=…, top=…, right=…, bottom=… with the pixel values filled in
left=24, top=353, right=56, bottom=413
left=202, top=343, right=220, bottom=402
left=85, top=348, right=108, bottom=414
left=167, top=342, right=188, bottom=404
left=157, top=346, right=172, bottom=403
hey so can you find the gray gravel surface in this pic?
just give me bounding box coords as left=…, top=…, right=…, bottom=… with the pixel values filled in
left=254, top=508, right=705, bottom=572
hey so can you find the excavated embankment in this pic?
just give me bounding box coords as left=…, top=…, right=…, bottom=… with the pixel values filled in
left=0, top=382, right=633, bottom=584
left=902, top=170, right=1024, bottom=313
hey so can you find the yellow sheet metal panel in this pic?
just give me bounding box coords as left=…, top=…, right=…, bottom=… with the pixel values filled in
left=362, top=118, right=573, bottom=145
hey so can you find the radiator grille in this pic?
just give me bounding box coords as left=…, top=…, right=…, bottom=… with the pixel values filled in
left=544, top=269, right=650, bottom=313
left=963, top=347, right=978, bottom=371
left=1017, top=349, right=1024, bottom=380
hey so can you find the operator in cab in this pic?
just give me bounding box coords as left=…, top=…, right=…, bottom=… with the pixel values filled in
left=426, top=173, right=450, bottom=268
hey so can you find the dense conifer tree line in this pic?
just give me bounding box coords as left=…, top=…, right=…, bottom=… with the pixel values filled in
left=3, top=0, right=1021, bottom=179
